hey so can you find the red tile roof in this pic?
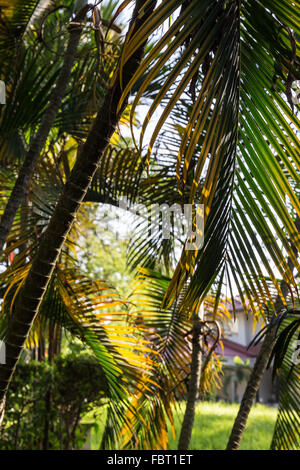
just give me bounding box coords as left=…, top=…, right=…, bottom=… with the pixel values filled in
left=215, top=338, right=261, bottom=359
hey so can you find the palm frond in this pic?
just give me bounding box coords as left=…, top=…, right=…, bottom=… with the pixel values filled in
left=0, top=0, right=41, bottom=53
left=85, top=145, right=144, bottom=206
left=119, top=267, right=230, bottom=448
left=0, top=256, right=158, bottom=449
left=118, top=0, right=300, bottom=317
left=250, top=307, right=300, bottom=450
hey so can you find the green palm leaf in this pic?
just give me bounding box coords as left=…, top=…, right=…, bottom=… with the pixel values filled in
left=0, top=0, right=41, bottom=53
left=117, top=0, right=299, bottom=314
left=119, top=268, right=229, bottom=449
left=250, top=308, right=300, bottom=450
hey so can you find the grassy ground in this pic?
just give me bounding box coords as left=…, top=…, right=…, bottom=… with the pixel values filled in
left=83, top=401, right=277, bottom=450
left=168, top=401, right=277, bottom=450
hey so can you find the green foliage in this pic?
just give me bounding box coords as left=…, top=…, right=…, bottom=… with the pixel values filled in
left=0, top=0, right=40, bottom=54
left=251, top=308, right=300, bottom=450
left=120, top=0, right=300, bottom=317
left=84, top=401, right=278, bottom=450
left=0, top=0, right=299, bottom=451
left=0, top=354, right=108, bottom=450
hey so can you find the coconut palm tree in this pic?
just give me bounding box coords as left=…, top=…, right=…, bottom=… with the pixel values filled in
left=267, top=307, right=300, bottom=450
left=0, top=3, right=85, bottom=252
left=0, top=0, right=299, bottom=450
left=0, top=0, right=123, bottom=252
left=118, top=0, right=300, bottom=449
left=0, top=141, right=161, bottom=447
left=0, top=0, right=158, bottom=433
left=236, top=306, right=300, bottom=450
left=226, top=233, right=299, bottom=450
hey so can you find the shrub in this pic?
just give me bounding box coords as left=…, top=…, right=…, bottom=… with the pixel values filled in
left=0, top=354, right=108, bottom=449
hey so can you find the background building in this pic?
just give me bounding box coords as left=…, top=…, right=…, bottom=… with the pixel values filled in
left=215, top=298, right=278, bottom=404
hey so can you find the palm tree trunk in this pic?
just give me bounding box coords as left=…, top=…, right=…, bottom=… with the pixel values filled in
left=0, top=397, right=5, bottom=427
left=178, top=319, right=202, bottom=450
left=0, top=0, right=155, bottom=421
left=226, top=223, right=299, bottom=450
left=0, top=8, right=86, bottom=253
left=225, top=324, right=277, bottom=450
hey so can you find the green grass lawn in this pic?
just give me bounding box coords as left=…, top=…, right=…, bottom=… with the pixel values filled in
left=83, top=401, right=277, bottom=450
left=168, top=401, right=277, bottom=450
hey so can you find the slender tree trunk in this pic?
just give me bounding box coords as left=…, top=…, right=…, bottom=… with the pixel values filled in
left=0, top=9, right=86, bottom=253
left=178, top=319, right=203, bottom=450
left=0, top=0, right=155, bottom=421
left=225, top=324, right=277, bottom=450
left=226, top=221, right=299, bottom=450
left=0, top=397, right=5, bottom=427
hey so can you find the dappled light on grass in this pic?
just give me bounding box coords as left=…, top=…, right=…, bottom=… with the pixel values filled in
left=82, top=401, right=277, bottom=450
left=168, top=402, right=277, bottom=450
